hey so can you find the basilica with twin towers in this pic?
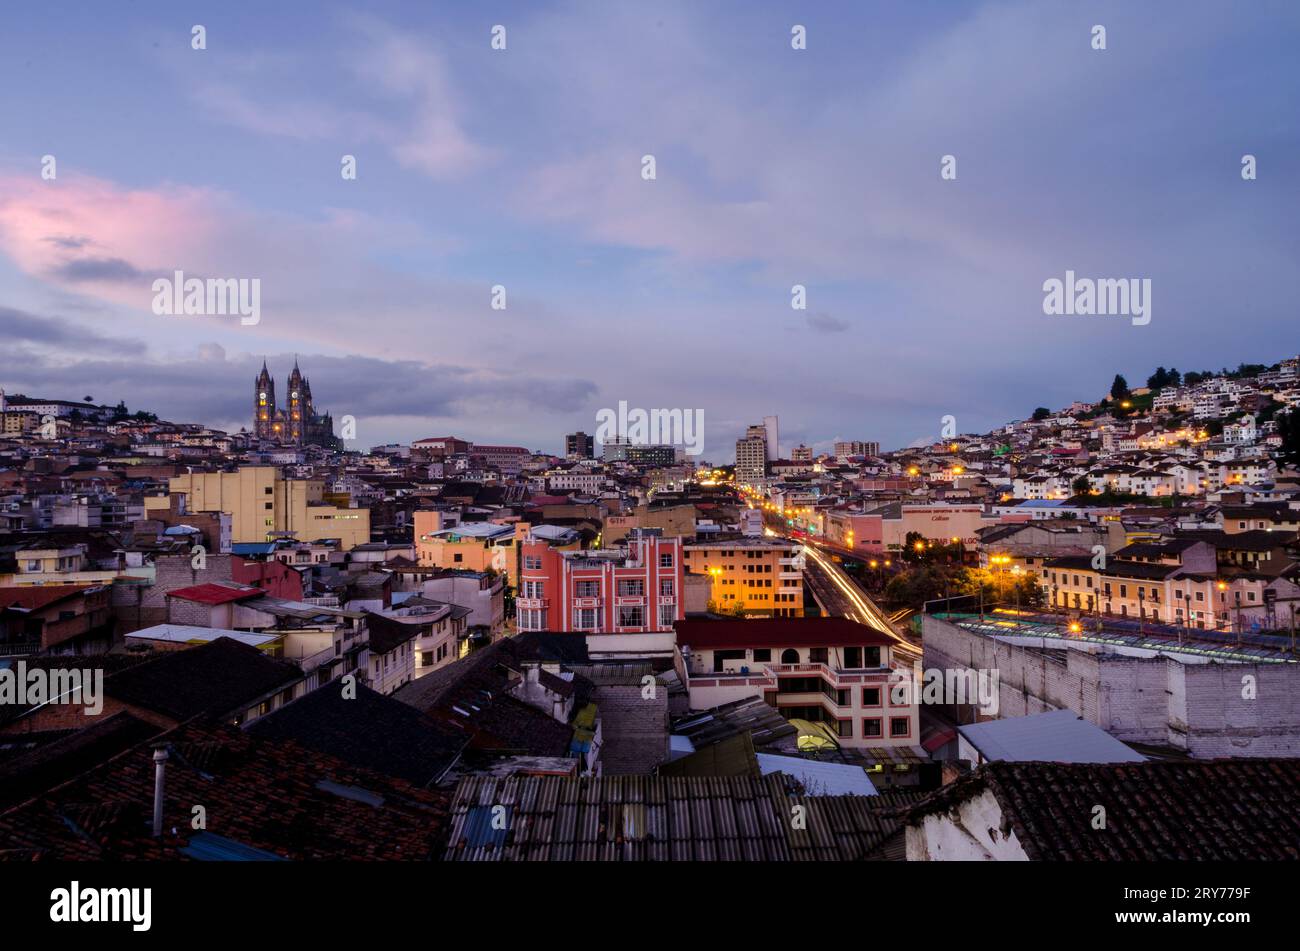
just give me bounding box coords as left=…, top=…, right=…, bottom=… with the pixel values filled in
left=253, top=358, right=341, bottom=449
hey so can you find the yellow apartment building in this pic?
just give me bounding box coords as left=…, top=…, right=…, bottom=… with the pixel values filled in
left=166, top=466, right=369, bottom=549
left=683, top=538, right=804, bottom=617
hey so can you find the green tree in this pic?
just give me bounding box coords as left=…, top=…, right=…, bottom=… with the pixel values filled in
left=902, top=531, right=927, bottom=563
left=1032, top=407, right=1051, bottom=421
left=1110, top=374, right=1130, bottom=402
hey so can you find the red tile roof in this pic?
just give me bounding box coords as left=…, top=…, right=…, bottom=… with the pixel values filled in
left=165, top=583, right=261, bottom=605
left=0, top=585, right=95, bottom=612
left=906, top=759, right=1300, bottom=860
left=0, top=717, right=450, bottom=860
left=674, top=616, right=895, bottom=649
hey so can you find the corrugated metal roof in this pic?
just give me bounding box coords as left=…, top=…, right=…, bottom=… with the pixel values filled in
left=443, top=774, right=917, bottom=861
left=957, top=709, right=1146, bottom=764
left=756, top=754, right=878, bottom=796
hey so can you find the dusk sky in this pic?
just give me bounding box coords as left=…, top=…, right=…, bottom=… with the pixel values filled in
left=1, top=1, right=1297, bottom=459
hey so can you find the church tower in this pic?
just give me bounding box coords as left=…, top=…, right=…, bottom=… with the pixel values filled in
left=287, top=358, right=305, bottom=444
left=254, top=360, right=278, bottom=439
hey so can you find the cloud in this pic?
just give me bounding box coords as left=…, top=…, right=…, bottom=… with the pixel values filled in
left=188, top=15, right=491, bottom=182
left=52, top=256, right=143, bottom=283
left=805, top=313, right=849, bottom=334
left=0, top=305, right=144, bottom=356
left=0, top=341, right=598, bottom=443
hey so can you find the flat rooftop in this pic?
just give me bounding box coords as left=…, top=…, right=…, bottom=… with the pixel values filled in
left=932, top=610, right=1299, bottom=664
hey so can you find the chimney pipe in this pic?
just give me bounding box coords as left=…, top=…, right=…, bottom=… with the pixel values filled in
left=151, top=745, right=169, bottom=837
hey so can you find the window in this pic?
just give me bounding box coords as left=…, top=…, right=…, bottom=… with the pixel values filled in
left=453, top=553, right=463, bottom=563
left=837, top=720, right=853, bottom=738
left=617, top=579, right=644, bottom=597
left=862, top=687, right=881, bottom=706
left=523, top=555, right=542, bottom=570
left=890, top=717, right=910, bottom=738
left=518, top=608, right=548, bottom=631
left=862, top=718, right=882, bottom=738
left=780, top=648, right=799, bottom=664
left=575, top=608, right=597, bottom=630
left=752, top=648, right=771, bottom=662
left=659, top=579, right=674, bottom=596
left=809, top=647, right=828, bottom=664
left=521, top=580, right=544, bottom=598
left=659, top=553, right=674, bottom=568
left=264, top=502, right=273, bottom=510
left=658, top=603, right=675, bottom=629
left=618, top=605, right=644, bottom=627
left=576, top=580, right=600, bottom=598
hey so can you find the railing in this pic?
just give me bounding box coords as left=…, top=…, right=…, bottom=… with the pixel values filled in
left=288, top=644, right=338, bottom=673
left=0, top=642, right=41, bottom=656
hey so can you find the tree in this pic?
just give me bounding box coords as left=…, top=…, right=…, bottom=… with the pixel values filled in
left=1072, top=475, right=1091, bottom=495
left=1032, top=407, right=1051, bottom=421
left=1146, top=367, right=1169, bottom=390
left=902, top=531, right=927, bottom=563
left=1110, top=374, right=1130, bottom=402
left=1167, top=368, right=1181, bottom=387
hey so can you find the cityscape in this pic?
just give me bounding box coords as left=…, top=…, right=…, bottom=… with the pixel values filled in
left=0, top=0, right=1295, bottom=934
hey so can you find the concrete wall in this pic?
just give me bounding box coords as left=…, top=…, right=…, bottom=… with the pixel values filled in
left=905, top=790, right=1029, bottom=861
left=921, top=614, right=1300, bottom=757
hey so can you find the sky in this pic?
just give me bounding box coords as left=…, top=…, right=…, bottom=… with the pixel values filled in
left=1, top=0, right=1298, bottom=460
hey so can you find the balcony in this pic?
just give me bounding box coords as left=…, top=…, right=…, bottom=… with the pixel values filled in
left=516, top=597, right=549, bottom=610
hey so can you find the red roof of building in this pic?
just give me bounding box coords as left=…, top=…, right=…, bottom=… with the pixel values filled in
left=0, top=584, right=95, bottom=612
left=165, top=583, right=262, bottom=605
left=674, top=616, right=895, bottom=650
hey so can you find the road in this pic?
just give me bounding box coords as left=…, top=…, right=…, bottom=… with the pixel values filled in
left=768, top=526, right=922, bottom=659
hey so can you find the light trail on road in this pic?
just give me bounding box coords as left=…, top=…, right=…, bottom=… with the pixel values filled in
left=799, top=540, right=922, bottom=659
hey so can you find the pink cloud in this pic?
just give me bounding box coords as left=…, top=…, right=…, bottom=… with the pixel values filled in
left=0, top=173, right=223, bottom=305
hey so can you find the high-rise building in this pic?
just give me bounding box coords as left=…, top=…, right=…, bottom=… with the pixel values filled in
left=602, top=436, right=632, bottom=463
left=791, top=444, right=813, bottom=462
left=253, top=358, right=340, bottom=449
left=834, top=440, right=880, bottom=460
left=626, top=444, right=677, bottom=467
left=762, top=415, right=780, bottom=462
left=565, top=431, right=595, bottom=460
left=735, top=424, right=768, bottom=485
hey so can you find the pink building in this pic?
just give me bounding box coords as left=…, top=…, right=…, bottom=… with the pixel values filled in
left=517, top=532, right=685, bottom=634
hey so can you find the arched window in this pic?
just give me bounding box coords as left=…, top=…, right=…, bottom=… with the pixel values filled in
left=780, top=648, right=799, bottom=665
